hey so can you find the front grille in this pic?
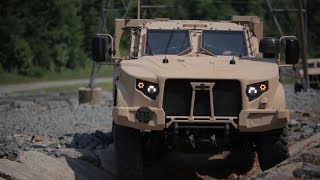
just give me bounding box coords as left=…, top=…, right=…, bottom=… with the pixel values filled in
left=163, top=79, right=242, bottom=117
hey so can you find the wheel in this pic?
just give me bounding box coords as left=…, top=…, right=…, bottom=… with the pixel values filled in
left=142, top=132, right=167, bottom=165
left=254, top=128, right=289, bottom=171
left=226, top=133, right=255, bottom=174
left=113, top=122, right=143, bottom=180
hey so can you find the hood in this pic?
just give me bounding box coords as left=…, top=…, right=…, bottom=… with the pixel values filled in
left=120, top=55, right=279, bottom=81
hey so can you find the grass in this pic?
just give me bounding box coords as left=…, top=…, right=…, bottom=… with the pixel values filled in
left=9, top=82, right=113, bottom=94
left=0, top=65, right=113, bottom=85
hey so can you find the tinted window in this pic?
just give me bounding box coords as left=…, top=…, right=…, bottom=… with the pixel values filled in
left=317, top=62, right=320, bottom=68
left=202, top=30, right=247, bottom=56
left=145, top=30, right=190, bottom=55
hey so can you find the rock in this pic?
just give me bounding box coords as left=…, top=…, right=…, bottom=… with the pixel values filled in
left=85, top=140, right=100, bottom=151
left=18, top=150, right=113, bottom=180
left=64, top=157, right=114, bottom=180
left=316, top=123, right=320, bottom=133
left=72, top=133, right=93, bottom=148
left=293, top=163, right=320, bottom=178
left=96, top=143, right=117, bottom=175
left=302, top=112, right=311, bottom=117
left=59, top=135, right=74, bottom=145
left=288, top=119, right=300, bottom=128
left=31, top=135, right=44, bottom=142
left=0, top=139, right=20, bottom=160
left=53, top=148, right=83, bottom=159
left=290, top=133, right=320, bottom=155
left=253, top=147, right=320, bottom=179
left=0, top=159, right=56, bottom=180
left=301, top=126, right=315, bottom=139
left=48, top=142, right=62, bottom=149
left=10, top=100, right=35, bottom=109
left=78, top=87, right=104, bottom=105
left=303, top=163, right=320, bottom=173
left=251, top=162, right=304, bottom=179
left=300, top=148, right=320, bottom=165
left=95, top=130, right=109, bottom=141
left=54, top=148, right=99, bottom=165
left=18, top=151, right=75, bottom=180
left=0, top=103, right=11, bottom=112
left=30, top=144, right=47, bottom=149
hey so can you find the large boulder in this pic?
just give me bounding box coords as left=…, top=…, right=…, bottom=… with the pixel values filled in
left=0, top=159, right=55, bottom=180
left=10, top=150, right=114, bottom=180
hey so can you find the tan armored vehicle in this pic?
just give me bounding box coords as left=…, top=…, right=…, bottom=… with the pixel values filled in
left=91, top=16, right=299, bottom=178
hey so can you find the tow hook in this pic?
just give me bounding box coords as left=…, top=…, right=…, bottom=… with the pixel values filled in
left=188, top=134, right=196, bottom=148
left=210, top=134, right=218, bottom=147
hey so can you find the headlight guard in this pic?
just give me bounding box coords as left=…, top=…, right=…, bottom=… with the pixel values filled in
left=136, top=79, right=159, bottom=100
left=246, top=81, right=268, bottom=101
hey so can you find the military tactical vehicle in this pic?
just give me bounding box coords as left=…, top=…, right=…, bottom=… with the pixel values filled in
left=295, top=58, right=320, bottom=92
left=91, top=16, right=299, bottom=178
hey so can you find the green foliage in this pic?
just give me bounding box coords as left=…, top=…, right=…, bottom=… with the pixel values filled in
left=0, top=0, right=319, bottom=78
left=0, top=0, right=88, bottom=76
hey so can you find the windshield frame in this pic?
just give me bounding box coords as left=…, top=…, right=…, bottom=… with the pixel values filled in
left=200, top=30, right=248, bottom=57
left=144, top=29, right=191, bottom=55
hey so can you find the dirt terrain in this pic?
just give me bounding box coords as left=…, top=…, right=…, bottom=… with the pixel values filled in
left=0, top=84, right=319, bottom=179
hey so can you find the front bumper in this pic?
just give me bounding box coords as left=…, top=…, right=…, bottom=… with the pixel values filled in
left=112, top=107, right=289, bottom=132
left=112, top=107, right=166, bottom=130
left=238, top=109, right=289, bottom=132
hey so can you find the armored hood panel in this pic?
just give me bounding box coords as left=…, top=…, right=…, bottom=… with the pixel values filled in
left=120, top=55, right=278, bottom=81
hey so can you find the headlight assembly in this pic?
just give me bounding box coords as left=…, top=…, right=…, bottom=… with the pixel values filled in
left=136, top=79, right=159, bottom=100
left=246, top=81, right=268, bottom=101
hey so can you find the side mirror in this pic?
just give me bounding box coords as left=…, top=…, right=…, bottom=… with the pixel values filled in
left=92, top=35, right=107, bottom=62
left=259, top=37, right=280, bottom=58
left=285, top=39, right=299, bottom=65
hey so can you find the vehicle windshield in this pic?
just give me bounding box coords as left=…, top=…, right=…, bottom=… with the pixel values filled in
left=145, top=29, right=190, bottom=55
left=201, top=30, right=247, bottom=56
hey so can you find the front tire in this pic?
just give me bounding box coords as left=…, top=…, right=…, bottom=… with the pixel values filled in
left=227, top=134, right=255, bottom=174
left=113, top=123, right=143, bottom=180
left=255, top=128, right=289, bottom=171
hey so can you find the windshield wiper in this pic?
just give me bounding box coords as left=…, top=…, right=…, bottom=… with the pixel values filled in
left=200, top=48, right=215, bottom=56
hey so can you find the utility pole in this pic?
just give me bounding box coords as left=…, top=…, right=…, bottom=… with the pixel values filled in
left=265, top=0, right=283, bottom=36
left=296, top=0, right=309, bottom=90
left=140, top=0, right=175, bottom=19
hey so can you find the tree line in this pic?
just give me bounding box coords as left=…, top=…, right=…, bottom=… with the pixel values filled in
left=0, top=0, right=319, bottom=76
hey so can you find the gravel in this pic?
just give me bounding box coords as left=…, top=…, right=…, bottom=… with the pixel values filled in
left=0, top=91, right=114, bottom=138
left=0, top=84, right=319, bottom=161
left=285, top=84, right=320, bottom=117
left=1, top=84, right=318, bottom=139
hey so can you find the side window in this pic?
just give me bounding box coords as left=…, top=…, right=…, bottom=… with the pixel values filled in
left=119, top=31, right=130, bottom=57
left=317, top=62, right=320, bottom=68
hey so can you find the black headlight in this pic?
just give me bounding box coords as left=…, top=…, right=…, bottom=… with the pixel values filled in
left=136, top=79, right=159, bottom=100
left=246, top=81, right=268, bottom=101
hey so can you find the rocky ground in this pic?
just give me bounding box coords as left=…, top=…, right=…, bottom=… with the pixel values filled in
left=0, top=85, right=319, bottom=179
